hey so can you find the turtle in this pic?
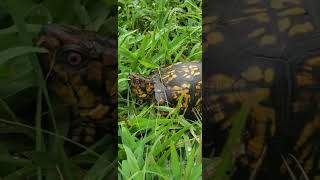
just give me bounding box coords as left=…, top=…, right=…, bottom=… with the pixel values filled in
left=203, top=0, right=320, bottom=179
left=35, top=24, right=117, bottom=145
left=129, top=61, right=202, bottom=119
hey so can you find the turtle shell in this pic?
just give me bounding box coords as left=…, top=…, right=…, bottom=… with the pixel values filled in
left=150, top=61, right=202, bottom=117
left=203, top=0, right=320, bottom=179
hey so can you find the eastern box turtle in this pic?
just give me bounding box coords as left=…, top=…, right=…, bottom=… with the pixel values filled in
left=35, top=24, right=117, bottom=145
left=129, top=61, right=202, bottom=119
left=204, top=0, right=320, bottom=179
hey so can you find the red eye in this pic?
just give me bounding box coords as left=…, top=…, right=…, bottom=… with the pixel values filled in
left=67, top=52, right=82, bottom=65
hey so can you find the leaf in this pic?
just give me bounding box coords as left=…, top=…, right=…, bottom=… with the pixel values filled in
left=0, top=24, right=42, bottom=35
left=170, top=143, right=181, bottom=178
left=0, top=70, right=36, bottom=98
left=138, top=59, right=157, bottom=69
left=152, top=125, right=191, bottom=156
left=122, top=145, right=141, bottom=178
left=120, top=126, right=137, bottom=150
left=0, top=46, right=47, bottom=66
left=210, top=106, right=250, bottom=180
left=24, top=151, right=60, bottom=169
left=83, top=150, right=117, bottom=180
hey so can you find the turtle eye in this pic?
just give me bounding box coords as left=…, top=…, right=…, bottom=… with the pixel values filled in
left=134, top=79, right=140, bottom=84
left=55, top=45, right=89, bottom=69
left=67, top=52, right=82, bottom=65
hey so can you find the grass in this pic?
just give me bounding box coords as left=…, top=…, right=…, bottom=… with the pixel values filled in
left=118, top=0, right=202, bottom=179
left=0, top=0, right=117, bottom=179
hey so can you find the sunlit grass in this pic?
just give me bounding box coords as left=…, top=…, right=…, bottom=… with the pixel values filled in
left=118, top=0, right=202, bottom=179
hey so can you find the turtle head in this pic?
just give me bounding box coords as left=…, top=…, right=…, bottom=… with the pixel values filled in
left=128, top=73, right=154, bottom=103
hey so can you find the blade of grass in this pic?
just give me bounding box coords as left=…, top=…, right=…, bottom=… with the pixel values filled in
left=0, top=118, right=101, bottom=158
left=0, top=98, right=17, bottom=122
left=209, top=105, right=249, bottom=180
left=35, top=88, right=43, bottom=180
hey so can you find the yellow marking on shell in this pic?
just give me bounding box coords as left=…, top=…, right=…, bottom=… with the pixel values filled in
left=241, top=66, right=263, bottom=82
left=179, top=92, right=191, bottom=111
left=259, top=35, right=277, bottom=46
left=289, top=22, right=314, bottom=36
left=162, top=74, right=170, bottom=79
left=183, top=69, right=190, bottom=73
left=294, top=116, right=320, bottom=150
left=167, top=74, right=178, bottom=82
left=182, top=84, right=191, bottom=88
left=306, top=56, right=320, bottom=66
left=278, top=18, right=291, bottom=32
left=253, top=13, right=270, bottom=23
left=189, top=65, right=198, bottom=68
left=264, top=68, right=275, bottom=83
left=208, top=74, right=235, bottom=90
left=194, top=71, right=201, bottom=76
left=248, top=28, right=265, bottom=38
left=243, top=8, right=267, bottom=14
left=203, top=16, right=217, bottom=24
left=207, top=32, right=224, bottom=45
left=271, top=0, right=301, bottom=10
left=296, top=72, right=313, bottom=86
left=277, top=7, right=306, bottom=17
left=172, top=86, right=182, bottom=91
left=191, top=67, right=199, bottom=71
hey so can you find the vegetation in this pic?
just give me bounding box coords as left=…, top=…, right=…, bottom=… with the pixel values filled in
left=118, top=0, right=202, bottom=179
left=0, top=0, right=117, bottom=179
